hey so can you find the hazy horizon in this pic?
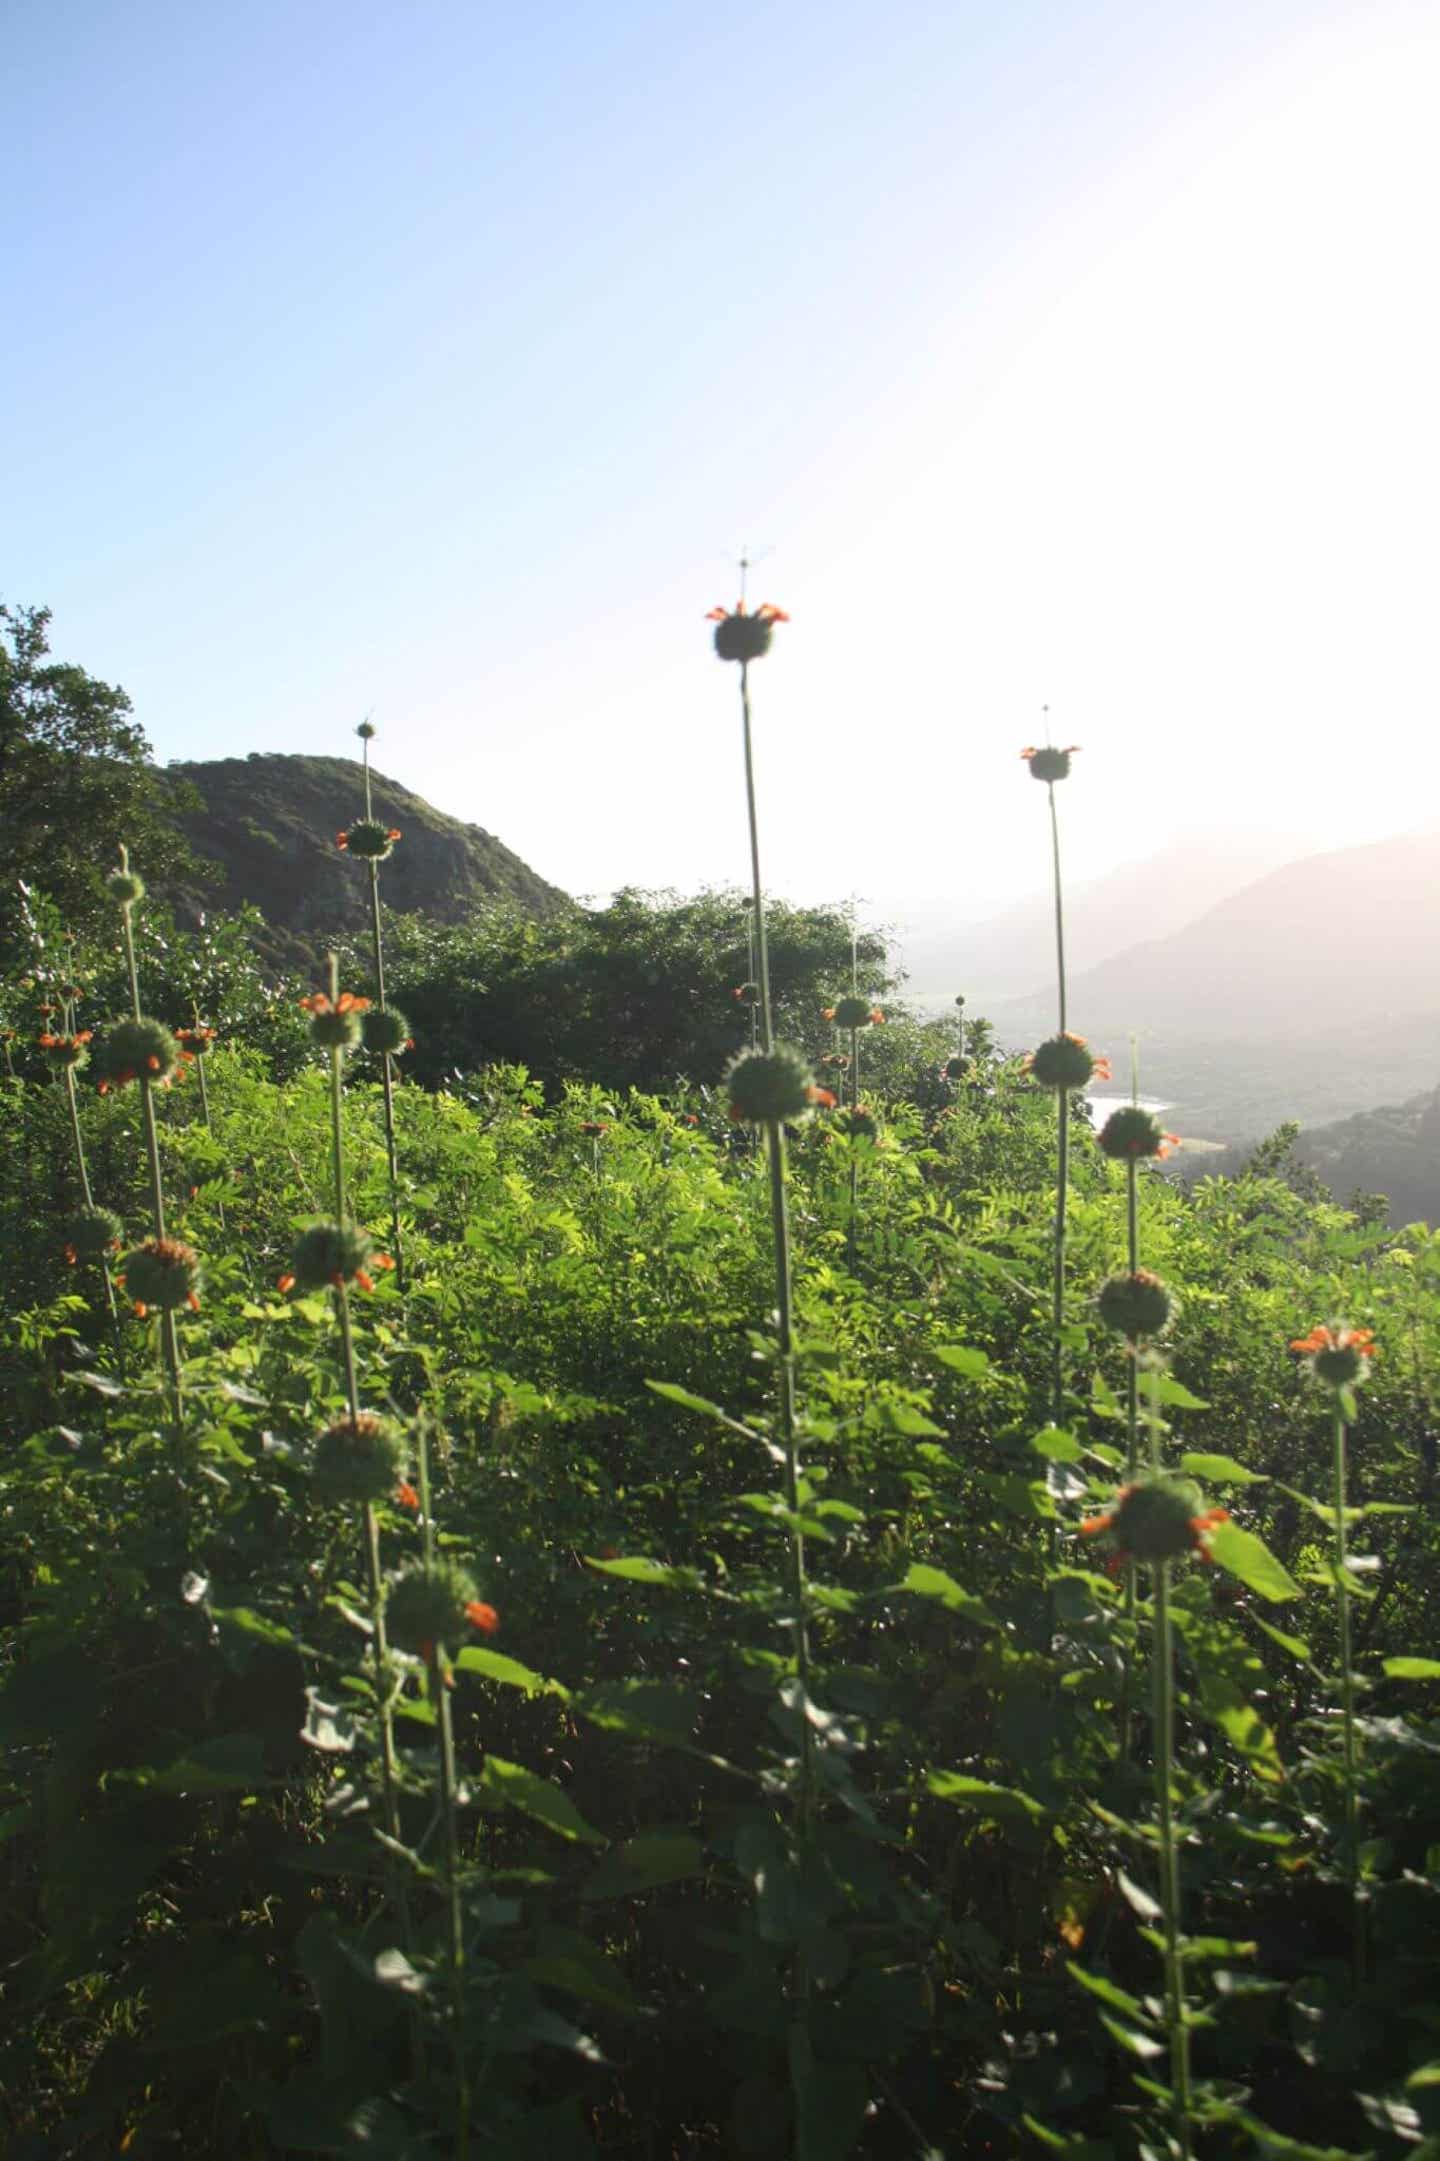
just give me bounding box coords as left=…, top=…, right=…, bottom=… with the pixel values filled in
left=9, top=0, right=1439, bottom=916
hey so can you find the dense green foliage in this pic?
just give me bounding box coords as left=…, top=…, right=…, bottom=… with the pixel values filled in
left=2, top=928, right=1438, bottom=2157
left=0, top=604, right=206, bottom=957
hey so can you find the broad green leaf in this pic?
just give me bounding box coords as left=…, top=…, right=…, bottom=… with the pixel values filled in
left=893, top=1563, right=994, bottom=1624
left=645, top=1379, right=754, bottom=1437
left=1067, top=1963, right=1150, bottom=2021
left=455, top=1646, right=570, bottom=1698
left=1149, top=1376, right=1210, bottom=1410
left=1180, top=1452, right=1266, bottom=1486
left=1253, top=1618, right=1311, bottom=1662
left=478, top=1756, right=606, bottom=1846
left=1198, top=1673, right=1283, bottom=1783
left=933, top=1343, right=990, bottom=1378
left=1206, top=1522, right=1301, bottom=1604
left=585, top=1555, right=707, bottom=1591
left=1031, top=1426, right=1084, bottom=1462
left=582, top=1832, right=704, bottom=1901
left=926, top=1771, right=1044, bottom=1819
left=573, top=1679, right=699, bottom=1746
left=1383, top=1657, right=1440, bottom=1680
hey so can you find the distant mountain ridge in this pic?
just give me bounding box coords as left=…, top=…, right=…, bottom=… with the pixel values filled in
left=896, top=832, right=1304, bottom=1008
left=978, top=826, right=1440, bottom=1139
left=168, top=753, right=567, bottom=966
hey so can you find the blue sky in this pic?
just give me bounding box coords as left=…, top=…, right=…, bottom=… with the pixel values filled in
left=7, top=0, right=1438, bottom=920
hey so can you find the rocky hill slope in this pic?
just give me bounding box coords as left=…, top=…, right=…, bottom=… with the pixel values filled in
left=167, top=753, right=567, bottom=965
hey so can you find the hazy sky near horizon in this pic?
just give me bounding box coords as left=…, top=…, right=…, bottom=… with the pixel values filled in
left=8, top=0, right=1439, bottom=921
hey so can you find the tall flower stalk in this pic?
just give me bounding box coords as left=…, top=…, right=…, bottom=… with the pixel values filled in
left=1080, top=1473, right=1229, bottom=2159
left=290, top=958, right=405, bottom=1870
left=1020, top=738, right=1085, bottom=1427
left=338, top=719, right=407, bottom=1290
left=104, top=851, right=189, bottom=1450
left=1291, top=1322, right=1377, bottom=1987
left=711, top=590, right=831, bottom=2122
left=40, top=976, right=124, bottom=1358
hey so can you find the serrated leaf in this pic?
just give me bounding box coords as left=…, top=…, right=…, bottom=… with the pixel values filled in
left=892, top=1563, right=994, bottom=1624
left=478, top=1756, right=605, bottom=1845
left=1206, top=1521, right=1301, bottom=1603
left=933, top=1343, right=990, bottom=1378
left=454, top=1647, right=570, bottom=1698
left=1180, top=1452, right=1265, bottom=1486
left=926, top=1771, right=1044, bottom=1819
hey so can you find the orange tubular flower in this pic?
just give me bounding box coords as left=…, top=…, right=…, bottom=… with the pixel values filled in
left=299, top=992, right=371, bottom=1016
left=466, top=1600, right=500, bottom=1635
left=1290, top=1324, right=1378, bottom=1388
left=705, top=601, right=790, bottom=623
left=806, top=1086, right=837, bottom=1109
left=396, top=1482, right=420, bottom=1511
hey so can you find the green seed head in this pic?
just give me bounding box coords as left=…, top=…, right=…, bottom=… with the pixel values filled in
left=384, top=1558, right=481, bottom=1654
left=1023, top=746, right=1075, bottom=784
left=308, top=1004, right=364, bottom=1051
left=828, top=994, right=877, bottom=1031
left=1027, top=1032, right=1100, bottom=1092
left=834, top=1105, right=879, bottom=1142
left=712, top=612, right=774, bottom=663
left=1112, top=1476, right=1205, bottom=1562
left=286, top=1221, right=376, bottom=1291
left=64, top=1205, right=124, bottom=1261
left=360, top=1006, right=412, bottom=1056
left=1097, top=1269, right=1176, bottom=1339
left=122, top=1237, right=200, bottom=1311
left=312, top=1414, right=405, bottom=1504
left=1097, top=1105, right=1170, bottom=1160
left=106, top=868, right=146, bottom=905
left=95, top=1017, right=180, bottom=1088
left=942, top=1054, right=970, bottom=1082
left=340, top=817, right=398, bottom=861
left=725, top=1044, right=818, bottom=1126
left=356, top=720, right=377, bottom=741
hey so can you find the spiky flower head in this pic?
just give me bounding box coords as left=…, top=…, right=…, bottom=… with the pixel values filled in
left=299, top=990, right=370, bottom=1050
left=356, top=720, right=377, bottom=741
left=825, top=995, right=884, bottom=1031
left=1290, top=1324, right=1377, bottom=1389
left=1025, top=1032, right=1110, bottom=1092
left=38, top=1030, right=93, bottom=1072
left=106, top=867, right=146, bottom=905
left=732, top=982, right=759, bottom=1005
left=312, top=1413, right=406, bottom=1505
left=175, top=1025, right=218, bottom=1058
left=942, top=1053, right=970, bottom=1082
left=337, top=818, right=401, bottom=861
left=94, top=1017, right=180, bottom=1090
left=1097, top=1105, right=1179, bottom=1161
left=360, top=1006, right=412, bottom=1056
left=725, top=1044, right=833, bottom=1126
left=1020, top=745, right=1081, bottom=784
left=1080, top=1474, right=1228, bottom=1567
left=833, top=1105, right=879, bottom=1142
left=120, top=1237, right=201, bottom=1316
left=706, top=600, right=789, bottom=663
left=384, top=1558, right=499, bottom=1655
left=1097, top=1268, right=1176, bottom=1339
left=279, top=1220, right=393, bottom=1295
left=63, top=1205, right=124, bottom=1264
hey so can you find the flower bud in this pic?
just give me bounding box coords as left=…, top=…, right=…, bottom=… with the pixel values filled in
left=712, top=612, right=774, bottom=662
left=1110, top=1476, right=1206, bottom=1560
left=284, top=1221, right=380, bottom=1292
left=1026, top=1032, right=1108, bottom=1092
left=95, top=1017, right=180, bottom=1089
left=312, top=1414, right=406, bottom=1505
left=299, top=991, right=370, bottom=1050
left=384, top=1559, right=497, bottom=1654
left=121, top=1237, right=201, bottom=1313
left=726, top=1044, right=822, bottom=1126
left=360, top=1006, right=412, bottom=1057
left=63, top=1205, right=124, bottom=1263
left=1097, top=1268, right=1176, bottom=1338
left=338, top=818, right=400, bottom=861
left=827, top=995, right=881, bottom=1031
left=1020, top=745, right=1080, bottom=784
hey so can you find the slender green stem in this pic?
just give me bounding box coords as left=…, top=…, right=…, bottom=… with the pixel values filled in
left=1332, top=1399, right=1365, bottom=1986
left=367, top=861, right=405, bottom=1289
left=1125, top=1162, right=1140, bottom=1475
left=417, top=1423, right=469, bottom=2158
left=64, top=1063, right=122, bottom=1351
left=191, top=1004, right=226, bottom=1233
left=847, top=1024, right=860, bottom=1269
left=1048, top=784, right=1067, bottom=1034
left=1152, top=1560, right=1192, bottom=2157
left=1051, top=1090, right=1069, bottom=1428
left=119, top=877, right=184, bottom=1442
left=740, top=664, right=774, bottom=1052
